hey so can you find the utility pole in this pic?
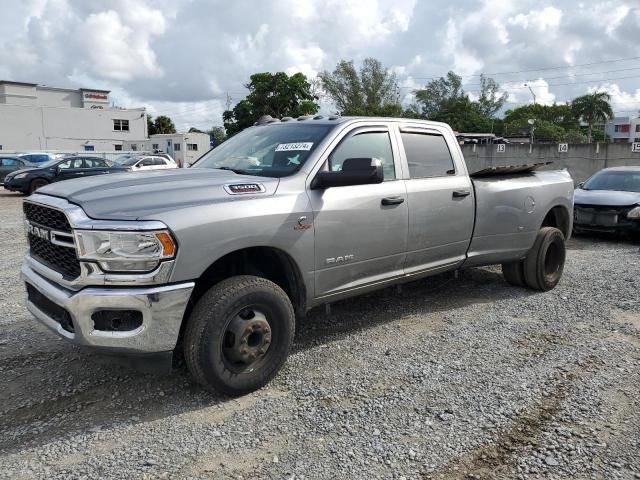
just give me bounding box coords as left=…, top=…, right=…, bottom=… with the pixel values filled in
left=524, top=83, right=536, bottom=104
left=225, top=92, right=232, bottom=111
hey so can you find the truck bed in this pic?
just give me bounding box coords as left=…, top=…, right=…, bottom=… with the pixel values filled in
left=464, top=169, right=574, bottom=267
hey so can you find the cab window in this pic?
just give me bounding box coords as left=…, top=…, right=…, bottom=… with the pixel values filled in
left=401, top=133, right=455, bottom=178
left=328, top=131, right=395, bottom=180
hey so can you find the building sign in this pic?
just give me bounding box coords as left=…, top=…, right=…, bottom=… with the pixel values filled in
left=84, top=92, right=108, bottom=100
left=558, top=143, right=568, bottom=153
left=496, top=144, right=506, bottom=153
left=632, top=143, right=640, bottom=153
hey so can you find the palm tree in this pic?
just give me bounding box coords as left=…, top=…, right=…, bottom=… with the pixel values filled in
left=153, top=115, right=176, bottom=134
left=571, top=92, right=614, bottom=143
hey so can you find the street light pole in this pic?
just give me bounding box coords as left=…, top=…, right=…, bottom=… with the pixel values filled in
left=524, top=83, right=536, bottom=105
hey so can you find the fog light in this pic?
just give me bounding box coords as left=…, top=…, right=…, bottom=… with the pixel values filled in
left=92, top=310, right=143, bottom=332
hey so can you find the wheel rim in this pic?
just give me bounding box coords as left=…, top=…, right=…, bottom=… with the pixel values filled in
left=221, top=307, right=272, bottom=372
left=544, top=239, right=562, bottom=278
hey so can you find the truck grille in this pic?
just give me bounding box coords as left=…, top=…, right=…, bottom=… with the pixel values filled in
left=23, top=202, right=72, bottom=232
left=574, top=204, right=631, bottom=227
left=24, top=201, right=80, bottom=279
left=28, top=234, right=81, bottom=279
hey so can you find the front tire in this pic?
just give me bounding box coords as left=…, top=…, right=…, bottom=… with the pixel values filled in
left=523, top=227, right=566, bottom=291
left=29, top=178, right=49, bottom=194
left=184, top=275, right=295, bottom=396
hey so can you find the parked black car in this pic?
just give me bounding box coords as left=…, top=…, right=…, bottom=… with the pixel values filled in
left=3, top=156, right=128, bottom=194
left=574, top=166, right=640, bottom=236
left=0, top=156, right=35, bottom=183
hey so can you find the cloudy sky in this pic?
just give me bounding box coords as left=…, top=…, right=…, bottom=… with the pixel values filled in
left=1, top=0, right=639, bottom=131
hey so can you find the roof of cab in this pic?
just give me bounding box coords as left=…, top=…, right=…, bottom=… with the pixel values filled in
left=257, top=115, right=451, bottom=129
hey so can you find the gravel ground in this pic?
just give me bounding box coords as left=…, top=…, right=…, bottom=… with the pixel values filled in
left=0, top=190, right=639, bottom=480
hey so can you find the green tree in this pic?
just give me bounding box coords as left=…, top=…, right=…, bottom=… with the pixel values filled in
left=153, top=115, right=176, bottom=134
left=565, top=130, right=588, bottom=144
left=223, top=72, right=319, bottom=135
left=147, top=115, right=157, bottom=136
left=188, top=127, right=204, bottom=133
left=571, top=92, right=614, bottom=143
left=414, top=71, right=465, bottom=118
left=504, top=118, right=566, bottom=143
left=430, top=96, right=495, bottom=132
left=504, top=104, right=579, bottom=131
left=590, top=127, right=610, bottom=143
left=318, top=58, right=403, bottom=116
left=477, top=74, right=508, bottom=117
left=208, top=126, right=227, bottom=145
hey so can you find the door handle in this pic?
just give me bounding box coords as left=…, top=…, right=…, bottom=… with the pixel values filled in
left=452, top=190, right=470, bottom=198
left=381, top=196, right=405, bottom=206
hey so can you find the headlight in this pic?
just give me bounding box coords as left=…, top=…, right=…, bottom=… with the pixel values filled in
left=13, top=172, right=29, bottom=179
left=75, top=230, right=176, bottom=272
left=628, top=206, right=640, bottom=219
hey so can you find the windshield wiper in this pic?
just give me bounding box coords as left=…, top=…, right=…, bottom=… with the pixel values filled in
left=214, top=166, right=254, bottom=175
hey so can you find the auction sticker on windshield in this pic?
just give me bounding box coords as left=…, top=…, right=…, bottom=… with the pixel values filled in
left=275, top=142, right=313, bottom=152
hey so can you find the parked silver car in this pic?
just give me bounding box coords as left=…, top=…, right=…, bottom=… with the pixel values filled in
left=117, top=155, right=178, bottom=171
left=574, top=166, right=640, bottom=236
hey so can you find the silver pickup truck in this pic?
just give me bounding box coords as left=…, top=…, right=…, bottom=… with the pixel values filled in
left=21, top=117, right=573, bottom=395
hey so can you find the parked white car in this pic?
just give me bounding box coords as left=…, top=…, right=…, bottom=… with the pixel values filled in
left=119, top=155, right=178, bottom=171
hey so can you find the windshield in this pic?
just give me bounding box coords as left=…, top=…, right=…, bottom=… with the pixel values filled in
left=39, top=159, right=61, bottom=168
left=120, top=157, right=143, bottom=166
left=583, top=170, right=640, bottom=193
left=194, top=124, right=333, bottom=177
left=113, top=155, right=135, bottom=165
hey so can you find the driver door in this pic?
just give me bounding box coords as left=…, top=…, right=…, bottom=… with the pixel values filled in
left=308, top=126, right=408, bottom=298
left=55, top=158, right=85, bottom=180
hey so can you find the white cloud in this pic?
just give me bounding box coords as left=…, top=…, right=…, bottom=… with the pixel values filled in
left=75, top=9, right=165, bottom=81
left=508, top=6, right=563, bottom=31
left=504, top=79, right=557, bottom=107
left=591, top=83, right=640, bottom=117
left=1, top=0, right=640, bottom=131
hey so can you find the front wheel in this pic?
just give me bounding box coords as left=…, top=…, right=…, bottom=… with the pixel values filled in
left=523, top=227, right=566, bottom=291
left=29, top=178, right=49, bottom=194
left=184, top=275, right=295, bottom=396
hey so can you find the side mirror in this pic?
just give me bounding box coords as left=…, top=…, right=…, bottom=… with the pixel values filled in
left=54, top=166, right=62, bottom=175
left=577, top=182, right=584, bottom=189
left=311, top=158, right=384, bottom=189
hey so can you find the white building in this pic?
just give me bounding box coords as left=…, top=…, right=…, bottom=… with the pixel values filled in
left=0, top=80, right=146, bottom=152
left=147, top=132, right=211, bottom=167
left=605, top=116, right=640, bottom=144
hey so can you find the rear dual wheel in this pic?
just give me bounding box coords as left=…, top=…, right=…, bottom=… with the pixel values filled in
left=502, top=227, right=566, bottom=291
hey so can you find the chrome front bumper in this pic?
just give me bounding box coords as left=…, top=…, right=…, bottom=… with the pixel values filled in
left=22, top=261, right=194, bottom=353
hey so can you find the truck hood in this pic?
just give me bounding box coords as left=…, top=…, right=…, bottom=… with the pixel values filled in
left=39, top=168, right=280, bottom=220
left=574, top=188, right=640, bottom=207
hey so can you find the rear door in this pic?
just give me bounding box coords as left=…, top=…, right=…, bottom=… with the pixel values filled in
left=397, top=125, right=474, bottom=274
left=308, top=124, right=409, bottom=298
left=137, top=157, right=155, bottom=170
left=82, top=157, right=112, bottom=176
left=152, top=157, right=170, bottom=169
